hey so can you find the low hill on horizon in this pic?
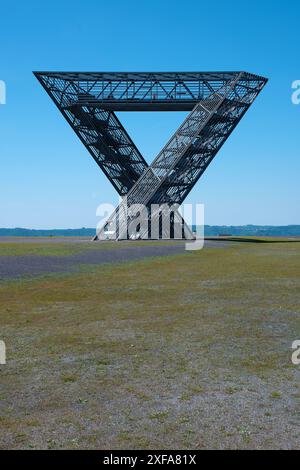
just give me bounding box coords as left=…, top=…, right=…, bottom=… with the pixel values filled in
left=1, top=226, right=300, bottom=237
left=198, top=225, right=300, bottom=237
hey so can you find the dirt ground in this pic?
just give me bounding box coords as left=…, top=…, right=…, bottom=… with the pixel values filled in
left=0, top=238, right=300, bottom=449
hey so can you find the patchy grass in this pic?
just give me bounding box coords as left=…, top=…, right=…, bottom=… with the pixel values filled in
left=209, top=236, right=300, bottom=243
left=0, top=241, right=300, bottom=449
left=0, top=242, right=89, bottom=257
left=0, top=239, right=185, bottom=257
left=270, top=391, right=282, bottom=399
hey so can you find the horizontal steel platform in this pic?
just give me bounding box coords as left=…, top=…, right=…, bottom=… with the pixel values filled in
left=34, top=71, right=267, bottom=112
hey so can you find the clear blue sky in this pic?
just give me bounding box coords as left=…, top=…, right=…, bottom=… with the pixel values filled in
left=1, top=0, right=299, bottom=228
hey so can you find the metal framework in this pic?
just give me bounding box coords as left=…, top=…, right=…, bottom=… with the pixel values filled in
left=34, top=71, right=267, bottom=240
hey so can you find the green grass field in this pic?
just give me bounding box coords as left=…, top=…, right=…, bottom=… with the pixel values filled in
left=1, top=240, right=300, bottom=449
left=0, top=239, right=184, bottom=256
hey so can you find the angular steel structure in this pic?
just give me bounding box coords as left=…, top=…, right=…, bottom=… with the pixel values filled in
left=34, top=71, right=267, bottom=240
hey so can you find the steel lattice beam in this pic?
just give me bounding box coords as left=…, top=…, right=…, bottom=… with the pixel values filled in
left=34, top=71, right=267, bottom=240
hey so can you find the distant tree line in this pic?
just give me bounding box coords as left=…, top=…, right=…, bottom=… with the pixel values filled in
left=1, top=226, right=300, bottom=237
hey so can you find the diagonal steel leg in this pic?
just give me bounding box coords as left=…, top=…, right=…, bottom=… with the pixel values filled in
left=35, top=73, right=193, bottom=239
left=150, top=76, right=265, bottom=205
left=97, top=72, right=265, bottom=240
left=35, top=73, right=148, bottom=194
left=96, top=85, right=233, bottom=240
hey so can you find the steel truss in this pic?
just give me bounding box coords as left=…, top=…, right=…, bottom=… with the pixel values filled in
left=34, top=71, right=267, bottom=240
